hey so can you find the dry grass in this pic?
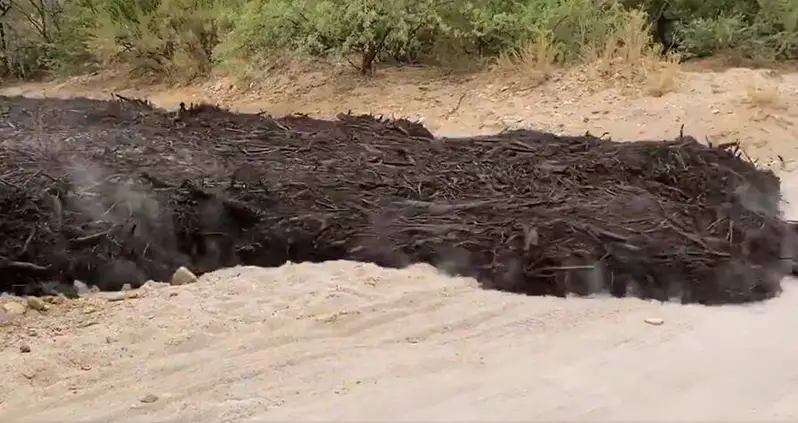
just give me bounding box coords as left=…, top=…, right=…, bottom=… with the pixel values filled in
left=588, top=10, right=681, bottom=95
left=493, top=9, right=681, bottom=96
left=492, top=30, right=559, bottom=88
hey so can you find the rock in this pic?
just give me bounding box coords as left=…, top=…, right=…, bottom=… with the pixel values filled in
left=121, top=284, right=133, bottom=291
left=644, top=317, right=664, bottom=326
left=91, top=259, right=147, bottom=291
left=141, top=280, right=170, bottom=289
left=171, top=267, right=198, bottom=286
left=140, top=394, right=159, bottom=403
left=19, top=344, right=31, bottom=353
left=73, top=280, right=91, bottom=295
left=46, top=294, right=67, bottom=305
left=27, top=297, right=48, bottom=312
left=2, top=301, right=27, bottom=316
left=38, top=281, right=77, bottom=298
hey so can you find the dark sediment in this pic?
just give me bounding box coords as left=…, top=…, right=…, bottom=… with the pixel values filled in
left=0, top=95, right=793, bottom=304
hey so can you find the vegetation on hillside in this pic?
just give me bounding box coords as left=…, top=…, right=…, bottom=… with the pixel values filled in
left=1, top=0, right=797, bottom=82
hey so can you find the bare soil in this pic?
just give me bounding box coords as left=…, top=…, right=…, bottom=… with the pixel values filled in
left=2, top=63, right=798, bottom=422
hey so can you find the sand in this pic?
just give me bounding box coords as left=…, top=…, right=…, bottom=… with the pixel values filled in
left=4, top=247, right=798, bottom=422
left=3, top=64, right=798, bottom=421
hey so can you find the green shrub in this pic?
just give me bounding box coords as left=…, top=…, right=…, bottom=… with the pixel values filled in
left=214, top=0, right=522, bottom=73
left=2, top=0, right=798, bottom=81
left=81, top=0, right=220, bottom=80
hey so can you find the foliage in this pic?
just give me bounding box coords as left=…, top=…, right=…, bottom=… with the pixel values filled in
left=0, top=0, right=797, bottom=81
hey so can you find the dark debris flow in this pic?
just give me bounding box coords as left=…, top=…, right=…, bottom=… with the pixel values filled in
left=0, top=94, right=794, bottom=305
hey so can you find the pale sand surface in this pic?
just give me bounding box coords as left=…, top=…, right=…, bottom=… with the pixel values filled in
left=2, top=64, right=798, bottom=421
left=4, top=260, right=798, bottom=422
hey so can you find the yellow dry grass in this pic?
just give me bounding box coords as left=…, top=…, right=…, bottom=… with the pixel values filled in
left=492, top=30, right=559, bottom=88
left=494, top=9, right=681, bottom=96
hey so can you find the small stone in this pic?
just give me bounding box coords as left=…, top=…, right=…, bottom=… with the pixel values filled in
left=26, top=328, right=38, bottom=337
left=22, top=370, right=36, bottom=379
left=141, top=280, right=170, bottom=289
left=171, top=267, right=198, bottom=286
left=140, top=394, right=159, bottom=403
left=121, top=284, right=133, bottom=291
left=27, top=297, right=48, bottom=311
left=2, top=301, right=27, bottom=316
left=73, top=280, right=90, bottom=295
left=19, top=344, right=31, bottom=353
left=46, top=294, right=67, bottom=305
left=644, top=318, right=664, bottom=326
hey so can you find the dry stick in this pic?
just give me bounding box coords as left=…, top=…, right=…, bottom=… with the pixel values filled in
left=71, top=228, right=115, bottom=244
left=444, top=91, right=468, bottom=118
left=398, top=199, right=501, bottom=213
left=0, top=255, right=48, bottom=271
left=19, top=227, right=35, bottom=256
left=537, top=264, right=597, bottom=272
left=140, top=172, right=172, bottom=189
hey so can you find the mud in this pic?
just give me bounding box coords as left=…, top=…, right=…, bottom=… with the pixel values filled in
left=0, top=95, right=791, bottom=304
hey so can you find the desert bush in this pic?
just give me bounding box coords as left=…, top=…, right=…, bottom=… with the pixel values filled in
left=640, top=0, right=798, bottom=60
left=1, top=0, right=798, bottom=82
left=213, top=0, right=523, bottom=74
left=0, top=0, right=64, bottom=79
left=213, top=0, right=639, bottom=74
left=82, top=0, right=220, bottom=80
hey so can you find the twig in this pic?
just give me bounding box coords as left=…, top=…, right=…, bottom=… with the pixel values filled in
left=0, top=256, right=48, bottom=271
left=71, top=228, right=115, bottom=244
left=19, top=227, right=35, bottom=256
left=444, top=92, right=468, bottom=118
